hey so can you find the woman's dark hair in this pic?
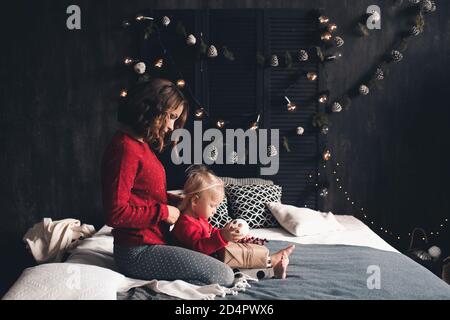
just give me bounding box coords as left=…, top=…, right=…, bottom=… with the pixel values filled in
left=118, top=78, right=189, bottom=152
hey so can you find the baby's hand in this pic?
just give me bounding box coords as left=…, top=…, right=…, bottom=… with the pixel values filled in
left=220, top=222, right=244, bottom=242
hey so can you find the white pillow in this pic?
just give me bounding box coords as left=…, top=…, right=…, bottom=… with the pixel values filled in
left=267, top=202, right=345, bottom=236
left=2, top=263, right=125, bottom=300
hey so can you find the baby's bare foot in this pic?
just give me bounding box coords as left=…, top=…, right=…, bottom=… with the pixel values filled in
left=270, top=245, right=296, bottom=267
left=273, top=253, right=289, bottom=279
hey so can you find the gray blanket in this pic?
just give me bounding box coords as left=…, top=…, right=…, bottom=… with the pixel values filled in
left=118, top=241, right=450, bottom=300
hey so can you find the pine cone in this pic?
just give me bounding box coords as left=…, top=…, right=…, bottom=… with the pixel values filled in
left=359, top=84, right=370, bottom=95
left=334, top=36, right=344, bottom=47
left=267, top=145, right=278, bottom=157
left=270, top=54, right=279, bottom=67
left=420, top=0, right=433, bottom=13
left=375, top=68, right=384, bottom=81
left=298, top=50, right=309, bottom=62
left=186, top=34, right=196, bottom=46
left=332, top=102, right=342, bottom=113
left=162, top=16, right=171, bottom=26
left=410, top=26, right=421, bottom=36
left=207, top=45, right=218, bottom=58
left=391, top=50, right=403, bottom=63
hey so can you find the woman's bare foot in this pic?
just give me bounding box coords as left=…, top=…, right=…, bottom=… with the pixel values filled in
left=273, top=253, right=289, bottom=279
left=269, top=244, right=295, bottom=267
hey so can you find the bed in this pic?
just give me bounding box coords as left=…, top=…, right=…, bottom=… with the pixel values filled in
left=118, top=216, right=450, bottom=300
left=3, top=215, right=450, bottom=300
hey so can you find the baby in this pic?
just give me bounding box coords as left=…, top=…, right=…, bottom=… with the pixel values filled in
left=171, top=165, right=295, bottom=279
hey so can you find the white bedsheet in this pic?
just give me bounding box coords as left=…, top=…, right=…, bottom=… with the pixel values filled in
left=248, top=215, right=399, bottom=253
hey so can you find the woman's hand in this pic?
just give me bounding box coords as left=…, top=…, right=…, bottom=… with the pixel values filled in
left=164, top=205, right=181, bottom=225
left=220, top=222, right=244, bottom=242
left=167, top=191, right=185, bottom=207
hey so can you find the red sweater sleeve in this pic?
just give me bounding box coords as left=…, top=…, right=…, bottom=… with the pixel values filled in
left=102, top=140, right=169, bottom=229
left=172, top=218, right=228, bottom=255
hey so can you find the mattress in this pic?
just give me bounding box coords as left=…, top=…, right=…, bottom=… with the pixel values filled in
left=248, top=215, right=399, bottom=253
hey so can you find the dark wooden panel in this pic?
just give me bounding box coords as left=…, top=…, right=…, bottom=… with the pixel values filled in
left=265, top=9, right=320, bottom=208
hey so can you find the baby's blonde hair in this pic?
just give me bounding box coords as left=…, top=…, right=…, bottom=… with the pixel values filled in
left=179, top=165, right=224, bottom=212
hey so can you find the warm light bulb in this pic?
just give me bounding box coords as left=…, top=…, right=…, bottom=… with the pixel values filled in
left=323, top=150, right=331, bottom=161
left=321, top=32, right=332, bottom=41
left=328, top=23, right=337, bottom=32
left=318, top=16, right=329, bottom=24
left=136, top=15, right=153, bottom=21
left=119, top=89, right=128, bottom=98
left=217, top=120, right=225, bottom=128
left=176, top=79, right=186, bottom=88
left=154, top=59, right=164, bottom=68
left=195, top=108, right=204, bottom=119
left=306, top=72, right=318, bottom=81
left=318, top=94, right=328, bottom=104
left=124, top=57, right=134, bottom=65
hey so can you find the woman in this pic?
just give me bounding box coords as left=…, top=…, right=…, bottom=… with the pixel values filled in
left=101, top=78, right=235, bottom=286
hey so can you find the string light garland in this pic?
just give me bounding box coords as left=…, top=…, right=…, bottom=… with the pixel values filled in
left=304, top=158, right=449, bottom=243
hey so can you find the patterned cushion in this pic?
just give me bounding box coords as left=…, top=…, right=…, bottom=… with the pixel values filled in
left=209, top=197, right=232, bottom=229
left=219, top=177, right=274, bottom=186
left=225, top=184, right=282, bottom=229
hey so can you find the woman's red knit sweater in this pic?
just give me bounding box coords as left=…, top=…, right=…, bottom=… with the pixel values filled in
left=101, top=130, right=170, bottom=246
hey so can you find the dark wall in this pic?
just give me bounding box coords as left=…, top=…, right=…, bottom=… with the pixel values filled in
left=1, top=0, right=449, bottom=294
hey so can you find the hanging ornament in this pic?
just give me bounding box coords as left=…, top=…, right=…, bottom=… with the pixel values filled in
left=270, top=54, right=279, bottom=67
left=296, top=126, right=305, bottom=135
left=186, top=34, right=197, bottom=46
left=410, top=26, right=421, bottom=36
left=323, top=150, right=331, bottom=161
left=375, top=68, right=384, bottom=81
left=123, top=57, right=134, bottom=65
left=321, top=125, right=329, bottom=135
left=331, top=102, right=342, bottom=113
left=334, top=36, right=344, bottom=47
left=195, top=108, right=205, bottom=119
left=208, top=146, right=219, bottom=162
left=318, top=93, right=328, bottom=104
left=318, top=16, right=330, bottom=24
left=229, top=151, right=239, bottom=164
left=298, top=50, right=309, bottom=62
left=154, top=58, right=164, bottom=68
left=391, top=50, right=403, bottom=63
left=133, top=62, right=146, bottom=74
left=267, top=145, right=278, bottom=157
left=284, top=96, right=297, bottom=111
left=327, top=23, right=337, bottom=33
left=216, top=119, right=225, bottom=128
left=306, top=72, right=318, bottom=81
left=359, top=84, right=370, bottom=96
left=428, top=246, right=442, bottom=260
left=319, top=188, right=329, bottom=198
left=321, top=32, right=332, bottom=41
left=207, top=45, right=218, bottom=58
left=162, top=16, right=171, bottom=26
left=119, top=89, right=128, bottom=98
